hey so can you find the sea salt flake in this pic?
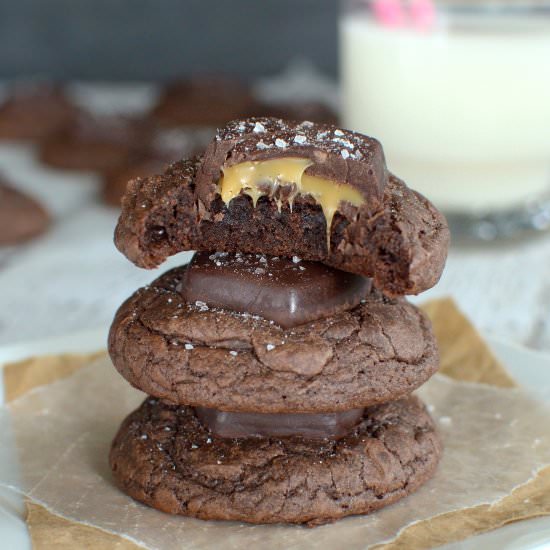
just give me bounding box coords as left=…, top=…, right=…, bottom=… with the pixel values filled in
left=253, top=122, right=266, bottom=133
left=195, top=300, right=209, bottom=311
left=341, top=149, right=350, bottom=159
left=256, top=140, right=269, bottom=150
left=292, top=256, right=301, bottom=263
left=334, top=137, right=353, bottom=148
left=164, top=426, right=171, bottom=432
left=334, top=129, right=344, bottom=136
left=254, top=267, right=265, bottom=275
left=293, top=134, right=307, bottom=145
left=299, top=265, right=305, bottom=271
left=206, top=437, right=212, bottom=444
left=275, top=138, right=288, bottom=148
left=266, top=344, right=275, bottom=351
left=184, top=343, right=194, bottom=350
left=140, top=434, right=148, bottom=440
left=191, top=444, right=199, bottom=449
left=229, top=351, right=238, bottom=356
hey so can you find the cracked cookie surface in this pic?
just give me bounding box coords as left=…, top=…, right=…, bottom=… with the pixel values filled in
left=108, top=266, right=439, bottom=413
left=109, top=394, right=442, bottom=525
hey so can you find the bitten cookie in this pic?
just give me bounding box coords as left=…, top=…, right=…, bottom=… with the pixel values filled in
left=109, top=395, right=442, bottom=525
left=0, top=179, right=51, bottom=245
left=114, top=119, right=449, bottom=296
left=108, top=263, right=439, bottom=413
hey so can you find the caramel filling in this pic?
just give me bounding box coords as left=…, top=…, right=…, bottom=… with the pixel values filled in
left=218, top=158, right=365, bottom=247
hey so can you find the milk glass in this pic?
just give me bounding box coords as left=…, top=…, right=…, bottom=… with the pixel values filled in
left=340, top=0, right=550, bottom=239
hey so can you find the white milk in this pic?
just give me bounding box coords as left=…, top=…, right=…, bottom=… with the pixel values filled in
left=340, top=14, right=550, bottom=212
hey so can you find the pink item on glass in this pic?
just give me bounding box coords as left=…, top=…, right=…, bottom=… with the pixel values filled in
left=371, top=0, right=436, bottom=30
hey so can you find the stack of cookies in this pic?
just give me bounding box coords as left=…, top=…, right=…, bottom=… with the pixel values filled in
left=109, top=118, right=450, bottom=526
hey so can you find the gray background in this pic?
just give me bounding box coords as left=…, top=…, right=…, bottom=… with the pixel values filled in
left=0, top=0, right=338, bottom=80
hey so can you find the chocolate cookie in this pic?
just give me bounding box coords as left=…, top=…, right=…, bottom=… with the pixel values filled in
left=39, top=114, right=151, bottom=173
left=151, top=78, right=256, bottom=127
left=0, top=180, right=51, bottom=245
left=0, top=84, right=78, bottom=142
left=114, top=143, right=449, bottom=296
left=109, top=395, right=442, bottom=525
left=108, top=264, right=439, bottom=413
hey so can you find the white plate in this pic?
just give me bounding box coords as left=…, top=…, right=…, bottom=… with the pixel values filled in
left=0, top=333, right=549, bottom=550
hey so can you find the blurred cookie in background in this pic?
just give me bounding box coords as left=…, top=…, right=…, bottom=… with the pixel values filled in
left=0, top=83, right=79, bottom=142
left=102, top=156, right=169, bottom=208
left=0, top=177, right=51, bottom=245
left=150, top=77, right=256, bottom=127
left=251, top=100, right=339, bottom=125
left=39, top=114, right=152, bottom=173
left=102, top=127, right=210, bottom=207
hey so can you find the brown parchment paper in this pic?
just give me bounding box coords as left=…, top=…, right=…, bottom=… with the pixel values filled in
left=2, top=298, right=550, bottom=550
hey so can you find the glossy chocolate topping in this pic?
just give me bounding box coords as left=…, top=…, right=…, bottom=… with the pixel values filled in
left=194, top=406, right=365, bottom=440
left=178, top=252, right=371, bottom=328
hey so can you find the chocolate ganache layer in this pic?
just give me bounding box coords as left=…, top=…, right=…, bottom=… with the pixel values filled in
left=178, top=251, right=371, bottom=328
left=194, top=406, right=365, bottom=440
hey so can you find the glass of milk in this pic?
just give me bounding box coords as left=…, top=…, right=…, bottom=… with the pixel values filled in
left=340, top=0, right=550, bottom=240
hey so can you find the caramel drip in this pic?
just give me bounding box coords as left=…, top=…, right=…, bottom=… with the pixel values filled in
left=219, top=158, right=365, bottom=248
